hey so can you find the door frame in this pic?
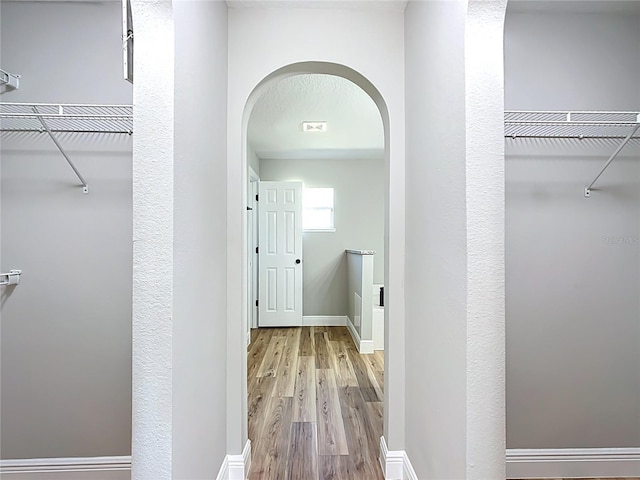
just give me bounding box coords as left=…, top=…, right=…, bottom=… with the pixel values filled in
left=247, top=166, right=259, bottom=334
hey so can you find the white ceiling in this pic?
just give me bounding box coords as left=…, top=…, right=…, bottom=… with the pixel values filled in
left=247, top=74, right=384, bottom=161
left=226, top=0, right=408, bottom=11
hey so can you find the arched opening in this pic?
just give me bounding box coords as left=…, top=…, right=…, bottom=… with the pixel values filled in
left=238, top=62, right=394, bottom=476
left=243, top=67, right=386, bottom=477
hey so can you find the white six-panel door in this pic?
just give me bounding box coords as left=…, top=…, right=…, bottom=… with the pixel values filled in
left=258, top=181, right=303, bottom=327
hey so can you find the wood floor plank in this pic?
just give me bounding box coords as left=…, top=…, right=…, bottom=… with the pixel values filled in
left=329, top=340, right=359, bottom=388
left=248, top=377, right=275, bottom=441
left=364, top=354, right=384, bottom=401
left=326, top=326, right=349, bottom=342
left=315, top=331, right=332, bottom=369
left=248, top=396, right=293, bottom=480
left=299, top=326, right=315, bottom=356
left=286, top=422, right=318, bottom=480
left=365, top=401, right=384, bottom=442
left=366, top=350, right=384, bottom=372
left=346, top=347, right=380, bottom=402
left=248, top=328, right=274, bottom=378
left=293, top=355, right=317, bottom=422
left=257, top=334, right=287, bottom=378
left=318, top=455, right=353, bottom=480
left=250, top=327, right=260, bottom=345
left=316, top=369, right=349, bottom=455
left=338, top=386, right=384, bottom=479
left=272, top=328, right=301, bottom=397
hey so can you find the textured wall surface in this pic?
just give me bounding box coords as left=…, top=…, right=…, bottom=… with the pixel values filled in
left=259, top=157, right=385, bottom=317
left=131, top=1, right=174, bottom=479
left=0, top=1, right=132, bottom=459
left=465, top=1, right=507, bottom=478
left=505, top=9, right=640, bottom=449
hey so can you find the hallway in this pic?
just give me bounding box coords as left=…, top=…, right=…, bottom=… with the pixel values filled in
left=247, top=326, right=384, bottom=480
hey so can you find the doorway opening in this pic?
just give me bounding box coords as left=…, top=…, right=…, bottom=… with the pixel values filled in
left=242, top=66, right=389, bottom=479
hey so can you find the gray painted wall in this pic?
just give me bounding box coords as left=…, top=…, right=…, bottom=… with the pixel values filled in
left=172, top=1, right=229, bottom=476
left=247, top=144, right=260, bottom=176
left=1, top=1, right=132, bottom=458
left=404, top=2, right=468, bottom=477
left=259, top=157, right=384, bottom=316
left=505, top=10, right=640, bottom=448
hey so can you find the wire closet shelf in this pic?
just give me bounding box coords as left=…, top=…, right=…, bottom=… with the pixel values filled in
left=505, top=110, right=640, bottom=139
left=0, top=102, right=133, bottom=134
left=505, top=110, right=640, bottom=198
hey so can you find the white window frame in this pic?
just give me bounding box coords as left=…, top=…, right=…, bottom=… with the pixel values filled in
left=303, top=187, right=335, bottom=232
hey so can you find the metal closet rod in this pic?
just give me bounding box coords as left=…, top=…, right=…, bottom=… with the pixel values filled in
left=32, top=106, right=89, bottom=194
left=5, top=101, right=131, bottom=107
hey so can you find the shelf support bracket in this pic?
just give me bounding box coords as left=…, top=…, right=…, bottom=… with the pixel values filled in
left=32, top=106, right=89, bottom=194
left=0, top=69, right=20, bottom=90
left=585, top=121, right=640, bottom=197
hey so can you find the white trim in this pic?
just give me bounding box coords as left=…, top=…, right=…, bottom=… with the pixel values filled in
left=302, top=315, right=347, bottom=327
left=379, top=436, right=417, bottom=480
left=506, top=447, right=640, bottom=479
left=248, top=166, right=259, bottom=332
left=216, top=458, right=229, bottom=480
left=216, top=440, right=251, bottom=480
left=0, top=456, right=131, bottom=479
left=346, top=316, right=375, bottom=354
left=380, top=436, right=403, bottom=479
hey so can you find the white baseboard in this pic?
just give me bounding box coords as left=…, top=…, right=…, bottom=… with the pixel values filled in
left=217, top=440, right=251, bottom=480
left=302, top=315, right=347, bottom=327
left=379, top=436, right=417, bottom=480
left=0, top=456, right=131, bottom=479
left=506, top=447, right=640, bottom=479
left=346, top=316, right=374, bottom=354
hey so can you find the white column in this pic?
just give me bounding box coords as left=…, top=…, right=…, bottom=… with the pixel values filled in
left=131, top=1, right=174, bottom=479
left=465, top=1, right=507, bottom=479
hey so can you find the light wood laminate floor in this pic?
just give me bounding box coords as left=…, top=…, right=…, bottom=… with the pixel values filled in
left=247, top=326, right=384, bottom=480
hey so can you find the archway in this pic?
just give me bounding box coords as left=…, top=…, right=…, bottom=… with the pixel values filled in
left=233, top=60, right=401, bottom=466
left=242, top=62, right=390, bottom=473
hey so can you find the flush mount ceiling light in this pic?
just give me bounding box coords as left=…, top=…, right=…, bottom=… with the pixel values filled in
left=302, top=121, right=327, bottom=132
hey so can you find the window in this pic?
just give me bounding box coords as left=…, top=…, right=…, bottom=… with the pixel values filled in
left=303, top=187, right=335, bottom=232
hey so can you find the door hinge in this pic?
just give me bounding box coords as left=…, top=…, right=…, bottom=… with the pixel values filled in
left=256, top=194, right=259, bottom=201
left=255, top=247, right=259, bottom=254
left=255, top=300, right=259, bottom=307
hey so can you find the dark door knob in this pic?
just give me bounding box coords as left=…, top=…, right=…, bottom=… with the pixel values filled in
left=295, top=259, right=301, bottom=264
